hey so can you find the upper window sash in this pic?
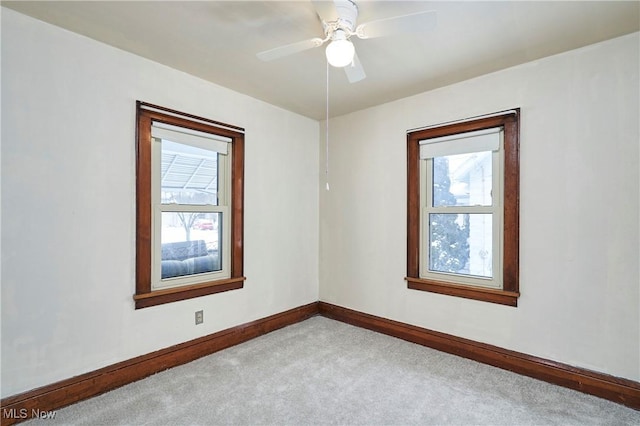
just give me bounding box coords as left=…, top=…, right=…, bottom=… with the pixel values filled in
left=153, top=136, right=229, bottom=206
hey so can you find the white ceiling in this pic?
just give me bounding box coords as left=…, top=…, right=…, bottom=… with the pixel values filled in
left=4, top=1, right=639, bottom=120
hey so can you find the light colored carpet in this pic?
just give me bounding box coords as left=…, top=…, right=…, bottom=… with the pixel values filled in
left=27, top=316, right=640, bottom=425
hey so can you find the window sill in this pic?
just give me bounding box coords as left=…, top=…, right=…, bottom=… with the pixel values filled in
left=405, top=277, right=519, bottom=307
left=134, top=277, right=246, bottom=309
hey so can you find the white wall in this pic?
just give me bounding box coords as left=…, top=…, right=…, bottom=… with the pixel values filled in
left=320, top=33, right=640, bottom=381
left=1, top=8, right=319, bottom=397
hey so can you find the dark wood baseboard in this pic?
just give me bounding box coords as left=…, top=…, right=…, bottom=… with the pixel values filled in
left=0, top=302, right=319, bottom=425
left=318, top=301, right=640, bottom=410
left=3, top=300, right=638, bottom=425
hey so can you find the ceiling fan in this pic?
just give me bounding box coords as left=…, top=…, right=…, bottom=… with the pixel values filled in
left=256, top=0, right=437, bottom=83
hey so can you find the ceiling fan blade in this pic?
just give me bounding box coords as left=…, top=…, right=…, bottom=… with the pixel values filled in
left=257, top=37, right=324, bottom=62
left=344, top=51, right=366, bottom=83
left=356, top=10, right=437, bottom=39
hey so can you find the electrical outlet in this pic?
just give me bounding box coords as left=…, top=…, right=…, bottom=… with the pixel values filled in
left=195, top=310, right=204, bottom=325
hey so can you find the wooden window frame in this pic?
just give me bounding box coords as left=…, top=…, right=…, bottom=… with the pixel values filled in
left=134, top=102, right=245, bottom=309
left=406, top=110, right=520, bottom=307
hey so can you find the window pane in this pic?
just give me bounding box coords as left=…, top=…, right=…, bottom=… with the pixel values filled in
left=160, top=140, right=219, bottom=205
left=160, top=212, right=222, bottom=279
left=432, top=152, right=492, bottom=207
left=429, top=213, right=492, bottom=278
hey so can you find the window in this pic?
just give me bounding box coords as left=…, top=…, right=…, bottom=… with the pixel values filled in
left=135, top=102, right=245, bottom=309
left=406, top=110, right=520, bottom=306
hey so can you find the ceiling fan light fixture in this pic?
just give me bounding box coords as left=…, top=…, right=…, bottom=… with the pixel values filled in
left=325, top=32, right=355, bottom=68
